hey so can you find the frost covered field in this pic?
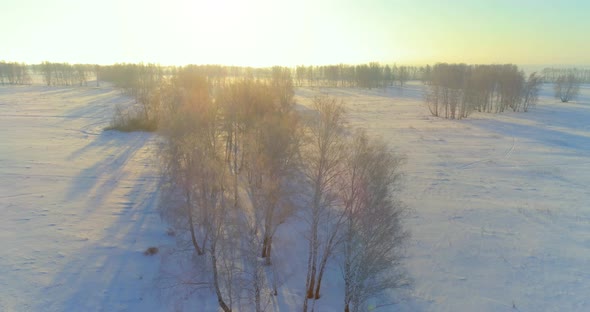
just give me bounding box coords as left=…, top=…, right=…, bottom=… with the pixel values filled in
left=0, top=85, right=169, bottom=311
left=296, top=83, right=590, bottom=312
left=1, top=82, right=590, bottom=311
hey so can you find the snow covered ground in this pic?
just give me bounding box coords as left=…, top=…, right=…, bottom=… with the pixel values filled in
left=1, top=82, right=589, bottom=311
left=296, top=83, right=590, bottom=312
left=0, top=85, right=170, bottom=311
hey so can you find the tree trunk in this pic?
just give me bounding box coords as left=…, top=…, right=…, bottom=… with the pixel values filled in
left=306, top=181, right=322, bottom=301
left=254, top=265, right=261, bottom=312
left=212, top=248, right=232, bottom=312
left=314, top=250, right=329, bottom=299
left=314, top=274, right=323, bottom=299
left=303, top=237, right=314, bottom=312
left=261, top=236, right=268, bottom=258
left=261, top=201, right=274, bottom=264
left=314, top=210, right=341, bottom=299
left=186, top=192, right=203, bottom=255
left=233, top=124, right=239, bottom=208
left=265, top=236, right=272, bottom=266
left=95, top=66, right=99, bottom=87
left=272, top=265, right=279, bottom=296
left=307, top=265, right=316, bottom=299
left=314, top=266, right=324, bottom=299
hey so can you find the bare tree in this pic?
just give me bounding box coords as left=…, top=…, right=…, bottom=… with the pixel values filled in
left=158, top=76, right=216, bottom=256
left=94, top=65, right=100, bottom=87
left=296, top=65, right=306, bottom=87
left=522, top=72, right=543, bottom=112
left=248, top=111, right=301, bottom=265
left=159, top=74, right=241, bottom=311
left=271, top=66, right=295, bottom=111
left=554, top=74, right=580, bottom=103
left=383, top=65, right=392, bottom=87
left=219, top=79, right=253, bottom=209
left=41, top=61, right=53, bottom=86
left=75, top=64, right=88, bottom=86
left=302, top=96, right=348, bottom=311
left=339, top=130, right=408, bottom=312
left=397, top=66, right=409, bottom=87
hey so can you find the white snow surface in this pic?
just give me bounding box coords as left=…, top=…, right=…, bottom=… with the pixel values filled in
left=0, top=85, right=169, bottom=311
left=1, top=82, right=590, bottom=311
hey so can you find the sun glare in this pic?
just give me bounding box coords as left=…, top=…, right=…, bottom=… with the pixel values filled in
left=1, top=0, right=589, bottom=67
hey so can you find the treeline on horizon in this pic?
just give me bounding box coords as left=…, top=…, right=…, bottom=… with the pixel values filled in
left=542, top=67, right=590, bottom=83
left=90, top=62, right=552, bottom=122
left=98, top=62, right=422, bottom=90
left=2, top=60, right=590, bottom=87
left=2, top=60, right=585, bottom=121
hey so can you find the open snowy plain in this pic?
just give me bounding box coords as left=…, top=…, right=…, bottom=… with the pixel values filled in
left=1, top=82, right=589, bottom=311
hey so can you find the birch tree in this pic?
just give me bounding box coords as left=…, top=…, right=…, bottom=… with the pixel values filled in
left=340, top=130, right=408, bottom=312
left=302, top=96, right=348, bottom=311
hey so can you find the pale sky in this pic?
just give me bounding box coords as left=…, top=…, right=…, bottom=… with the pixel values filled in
left=2, top=0, right=589, bottom=66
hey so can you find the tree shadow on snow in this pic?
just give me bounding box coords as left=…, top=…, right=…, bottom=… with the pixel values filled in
left=464, top=103, right=590, bottom=155
left=64, top=130, right=155, bottom=217
left=40, top=130, right=169, bottom=311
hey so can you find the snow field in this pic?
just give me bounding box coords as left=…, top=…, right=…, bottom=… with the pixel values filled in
left=1, top=82, right=589, bottom=311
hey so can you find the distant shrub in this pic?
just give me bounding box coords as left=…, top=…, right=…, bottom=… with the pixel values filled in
left=144, top=246, right=159, bottom=256
left=104, top=105, right=157, bottom=132
left=554, top=74, right=580, bottom=103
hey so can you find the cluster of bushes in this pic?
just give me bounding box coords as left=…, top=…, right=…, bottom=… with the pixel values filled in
left=100, top=63, right=164, bottom=104
left=425, top=63, right=543, bottom=119
left=100, top=63, right=169, bottom=132
left=553, top=74, right=581, bottom=103
left=156, top=71, right=408, bottom=311
left=0, top=61, right=31, bottom=85
left=295, top=63, right=426, bottom=88
left=101, top=64, right=297, bottom=132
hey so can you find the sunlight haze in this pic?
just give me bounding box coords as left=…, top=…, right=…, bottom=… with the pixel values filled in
left=3, top=1, right=590, bottom=311
left=2, top=0, right=589, bottom=66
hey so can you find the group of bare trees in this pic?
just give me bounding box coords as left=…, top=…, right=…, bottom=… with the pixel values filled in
left=522, top=73, right=544, bottom=111
left=172, top=64, right=287, bottom=87
left=35, top=62, right=93, bottom=86
left=542, top=67, right=590, bottom=84
left=300, top=98, right=408, bottom=312
left=425, top=63, right=544, bottom=119
left=540, top=68, right=584, bottom=103
left=156, top=69, right=407, bottom=311
left=0, top=61, right=31, bottom=85
left=100, top=64, right=299, bottom=131
left=100, top=63, right=165, bottom=102
left=294, top=63, right=422, bottom=88
left=99, top=63, right=167, bottom=129
left=157, top=70, right=301, bottom=311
